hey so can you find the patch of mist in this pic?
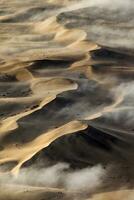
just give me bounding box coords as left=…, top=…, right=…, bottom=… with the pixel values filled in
left=0, top=163, right=105, bottom=193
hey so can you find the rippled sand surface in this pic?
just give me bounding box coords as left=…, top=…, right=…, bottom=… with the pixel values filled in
left=0, top=0, right=134, bottom=199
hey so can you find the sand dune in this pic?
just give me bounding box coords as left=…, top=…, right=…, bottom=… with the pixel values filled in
left=0, top=0, right=134, bottom=199
left=88, top=190, right=134, bottom=200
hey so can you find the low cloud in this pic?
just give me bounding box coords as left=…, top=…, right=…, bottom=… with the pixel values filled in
left=65, top=165, right=104, bottom=192
left=0, top=163, right=105, bottom=193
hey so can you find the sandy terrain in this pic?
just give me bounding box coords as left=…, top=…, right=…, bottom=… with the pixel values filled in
left=0, top=0, right=134, bottom=199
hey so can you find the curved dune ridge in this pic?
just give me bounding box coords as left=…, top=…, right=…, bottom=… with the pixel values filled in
left=0, top=0, right=134, bottom=199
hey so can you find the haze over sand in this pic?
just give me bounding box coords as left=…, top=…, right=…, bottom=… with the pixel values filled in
left=0, top=0, right=134, bottom=199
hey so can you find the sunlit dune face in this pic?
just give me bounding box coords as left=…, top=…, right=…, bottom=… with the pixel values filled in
left=88, top=190, right=134, bottom=200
